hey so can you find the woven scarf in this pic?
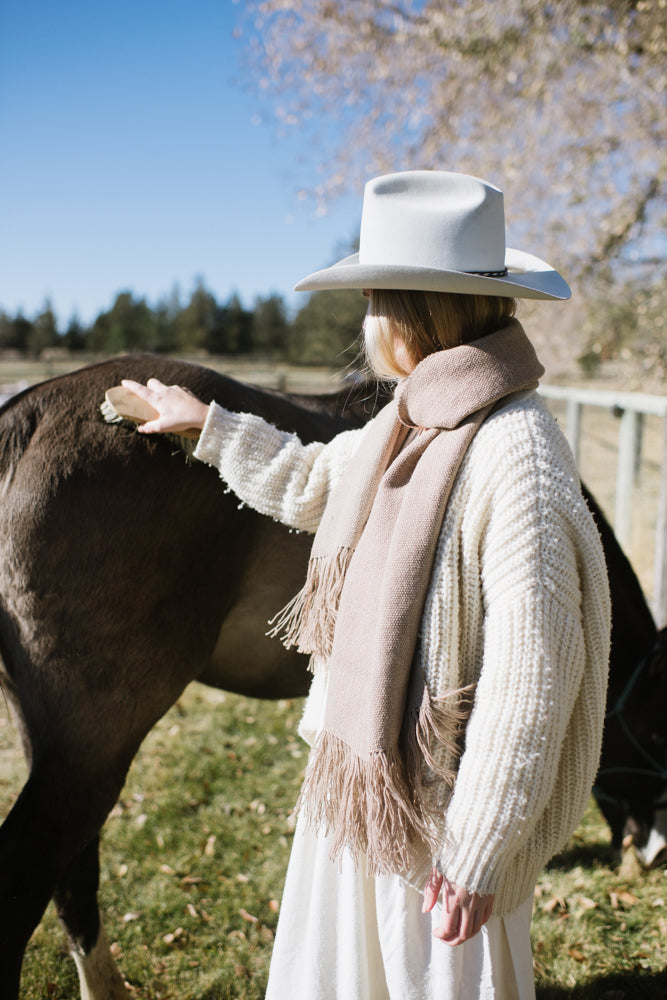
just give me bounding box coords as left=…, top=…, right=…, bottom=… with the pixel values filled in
left=271, top=320, right=545, bottom=879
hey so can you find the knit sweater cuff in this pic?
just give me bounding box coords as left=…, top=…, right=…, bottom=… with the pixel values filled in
left=193, top=400, right=250, bottom=469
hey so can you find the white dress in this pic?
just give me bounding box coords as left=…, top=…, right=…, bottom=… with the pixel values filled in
left=265, top=813, right=535, bottom=1000
left=265, top=669, right=536, bottom=1000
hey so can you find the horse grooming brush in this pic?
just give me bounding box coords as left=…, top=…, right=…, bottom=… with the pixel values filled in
left=101, top=386, right=201, bottom=439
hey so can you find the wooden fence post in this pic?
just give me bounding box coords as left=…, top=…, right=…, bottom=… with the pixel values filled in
left=614, top=408, right=640, bottom=551
left=566, top=398, right=582, bottom=467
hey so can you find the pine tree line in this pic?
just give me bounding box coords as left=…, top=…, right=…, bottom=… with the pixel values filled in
left=0, top=282, right=369, bottom=366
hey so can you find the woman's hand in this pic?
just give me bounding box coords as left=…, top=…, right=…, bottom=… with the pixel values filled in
left=120, top=378, right=210, bottom=435
left=422, top=867, right=495, bottom=946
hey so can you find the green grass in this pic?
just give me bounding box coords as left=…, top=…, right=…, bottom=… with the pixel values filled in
left=1, top=685, right=666, bottom=999
left=531, top=803, right=667, bottom=998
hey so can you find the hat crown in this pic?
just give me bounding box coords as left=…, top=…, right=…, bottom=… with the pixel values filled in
left=293, top=169, right=570, bottom=301
left=359, top=171, right=506, bottom=274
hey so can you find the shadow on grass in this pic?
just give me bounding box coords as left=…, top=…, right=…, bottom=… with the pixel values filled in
left=538, top=968, right=667, bottom=1000
left=545, top=840, right=619, bottom=871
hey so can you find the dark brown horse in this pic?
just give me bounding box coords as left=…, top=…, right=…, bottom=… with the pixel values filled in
left=0, top=355, right=665, bottom=999
left=583, top=489, right=667, bottom=864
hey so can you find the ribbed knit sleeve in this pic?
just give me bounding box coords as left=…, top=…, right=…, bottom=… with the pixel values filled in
left=193, top=401, right=369, bottom=533
left=420, top=393, right=610, bottom=912
left=438, top=590, right=586, bottom=897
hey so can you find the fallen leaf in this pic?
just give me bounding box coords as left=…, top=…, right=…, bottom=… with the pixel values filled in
left=618, top=847, right=642, bottom=880
left=543, top=895, right=566, bottom=913
left=609, top=890, right=640, bottom=909
left=163, top=926, right=184, bottom=945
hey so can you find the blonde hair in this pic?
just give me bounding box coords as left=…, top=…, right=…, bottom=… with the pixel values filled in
left=363, top=289, right=517, bottom=379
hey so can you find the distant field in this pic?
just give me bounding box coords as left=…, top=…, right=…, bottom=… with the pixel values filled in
left=0, top=353, right=345, bottom=396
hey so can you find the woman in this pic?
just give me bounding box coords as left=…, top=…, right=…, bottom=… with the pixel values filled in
left=122, top=171, right=611, bottom=999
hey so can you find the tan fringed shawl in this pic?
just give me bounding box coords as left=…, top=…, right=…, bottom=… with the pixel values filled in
left=271, top=321, right=545, bottom=880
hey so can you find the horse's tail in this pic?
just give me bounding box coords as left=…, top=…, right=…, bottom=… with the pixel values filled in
left=0, top=386, right=45, bottom=495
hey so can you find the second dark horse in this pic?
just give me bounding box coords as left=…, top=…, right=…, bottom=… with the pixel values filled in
left=0, top=356, right=665, bottom=999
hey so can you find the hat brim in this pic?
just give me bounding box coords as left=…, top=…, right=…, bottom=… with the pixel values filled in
left=295, top=248, right=571, bottom=301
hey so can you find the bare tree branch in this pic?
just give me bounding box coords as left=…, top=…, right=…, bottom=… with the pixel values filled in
left=238, top=0, right=666, bottom=282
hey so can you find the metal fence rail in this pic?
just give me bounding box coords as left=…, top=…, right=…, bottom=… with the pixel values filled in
left=539, top=385, right=667, bottom=626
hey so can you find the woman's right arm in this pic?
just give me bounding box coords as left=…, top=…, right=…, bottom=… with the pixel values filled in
left=120, top=378, right=369, bottom=533
left=193, top=400, right=368, bottom=532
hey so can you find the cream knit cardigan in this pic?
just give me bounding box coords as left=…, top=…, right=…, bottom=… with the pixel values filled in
left=194, top=390, right=611, bottom=915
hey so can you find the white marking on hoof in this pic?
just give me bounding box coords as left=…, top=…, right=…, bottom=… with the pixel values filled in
left=635, top=808, right=667, bottom=868
left=71, top=921, right=132, bottom=1000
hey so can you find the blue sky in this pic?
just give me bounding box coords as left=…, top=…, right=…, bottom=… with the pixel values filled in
left=0, top=0, right=362, bottom=325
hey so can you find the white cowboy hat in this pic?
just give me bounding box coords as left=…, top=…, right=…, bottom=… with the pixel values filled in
left=295, top=171, right=570, bottom=301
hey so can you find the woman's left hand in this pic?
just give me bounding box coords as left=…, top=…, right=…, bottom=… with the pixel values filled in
left=422, top=867, right=495, bottom=945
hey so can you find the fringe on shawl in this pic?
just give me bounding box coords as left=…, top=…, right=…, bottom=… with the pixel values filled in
left=267, top=548, right=354, bottom=657
left=296, top=683, right=475, bottom=877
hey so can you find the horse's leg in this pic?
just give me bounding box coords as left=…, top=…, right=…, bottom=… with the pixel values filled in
left=54, top=838, right=130, bottom=1000
left=0, top=783, right=57, bottom=999
left=0, top=753, right=130, bottom=1000
left=592, top=791, right=625, bottom=855
left=0, top=763, right=107, bottom=999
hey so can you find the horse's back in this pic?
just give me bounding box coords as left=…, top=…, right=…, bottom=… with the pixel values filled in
left=0, top=356, right=354, bottom=768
